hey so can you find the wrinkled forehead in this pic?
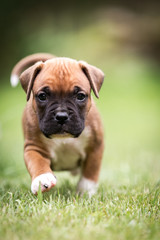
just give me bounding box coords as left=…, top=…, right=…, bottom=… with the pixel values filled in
left=33, top=58, right=91, bottom=93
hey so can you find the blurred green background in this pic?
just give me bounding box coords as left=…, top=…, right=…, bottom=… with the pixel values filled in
left=0, top=0, right=160, bottom=186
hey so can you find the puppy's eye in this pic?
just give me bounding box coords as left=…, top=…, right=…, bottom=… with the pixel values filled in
left=76, top=92, right=86, bottom=101
left=37, top=92, right=47, bottom=101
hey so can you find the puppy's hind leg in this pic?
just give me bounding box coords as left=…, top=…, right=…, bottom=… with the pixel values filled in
left=77, top=139, right=104, bottom=198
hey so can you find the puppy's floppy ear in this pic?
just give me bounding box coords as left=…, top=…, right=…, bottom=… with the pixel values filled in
left=20, top=61, right=44, bottom=101
left=79, top=61, right=104, bottom=98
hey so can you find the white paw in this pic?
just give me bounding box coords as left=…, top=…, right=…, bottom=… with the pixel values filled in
left=77, top=176, right=98, bottom=198
left=31, top=172, right=57, bottom=195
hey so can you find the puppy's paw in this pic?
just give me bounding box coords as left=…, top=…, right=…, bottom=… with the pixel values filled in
left=77, top=176, right=98, bottom=198
left=31, top=172, right=57, bottom=195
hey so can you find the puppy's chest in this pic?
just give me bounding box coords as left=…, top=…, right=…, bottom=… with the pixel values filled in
left=43, top=127, right=91, bottom=171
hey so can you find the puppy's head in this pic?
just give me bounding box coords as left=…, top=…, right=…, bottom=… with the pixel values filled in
left=20, top=58, right=104, bottom=138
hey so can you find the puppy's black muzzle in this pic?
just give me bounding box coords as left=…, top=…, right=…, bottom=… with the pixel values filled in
left=38, top=97, right=85, bottom=139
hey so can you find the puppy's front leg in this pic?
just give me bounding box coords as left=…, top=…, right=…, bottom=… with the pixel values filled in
left=24, top=150, right=56, bottom=194
left=77, top=140, right=104, bottom=197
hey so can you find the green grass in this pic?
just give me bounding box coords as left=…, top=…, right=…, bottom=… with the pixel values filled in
left=0, top=180, right=160, bottom=240
left=0, top=18, right=160, bottom=239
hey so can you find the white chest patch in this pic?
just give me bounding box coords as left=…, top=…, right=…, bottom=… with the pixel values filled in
left=42, top=127, right=91, bottom=171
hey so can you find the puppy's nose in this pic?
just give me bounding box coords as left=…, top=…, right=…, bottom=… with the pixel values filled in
left=55, top=112, right=69, bottom=124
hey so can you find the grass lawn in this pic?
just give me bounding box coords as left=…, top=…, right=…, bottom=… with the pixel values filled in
left=0, top=53, right=160, bottom=240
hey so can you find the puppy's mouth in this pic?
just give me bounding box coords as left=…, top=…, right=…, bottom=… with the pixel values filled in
left=42, top=128, right=81, bottom=139
left=49, top=132, right=74, bottom=139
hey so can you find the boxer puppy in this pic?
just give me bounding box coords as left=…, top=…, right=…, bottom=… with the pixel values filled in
left=10, top=53, right=104, bottom=197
